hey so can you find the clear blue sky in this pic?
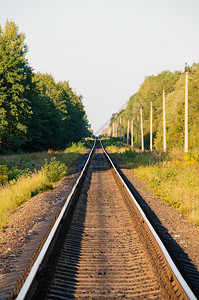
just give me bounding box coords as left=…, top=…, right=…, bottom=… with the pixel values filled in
left=1, top=0, right=199, bottom=134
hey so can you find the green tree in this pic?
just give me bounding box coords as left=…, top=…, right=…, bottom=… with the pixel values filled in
left=0, top=20, right=91, bottom=153
left=29, top=73, right=90, bottom=150
left=59, top=81, right=90, bottom=143
left=27, top=73, right=64, bottom=150
left=0, top=20, right=32, bottom=151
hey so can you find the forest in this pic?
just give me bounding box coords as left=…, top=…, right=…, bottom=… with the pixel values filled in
left=105, top=64, right=199, bottom=151
left=0, top=20, right=91, bottom=153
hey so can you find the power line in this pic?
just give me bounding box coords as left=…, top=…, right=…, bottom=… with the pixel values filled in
left=95, top=100, right=129, bottom=136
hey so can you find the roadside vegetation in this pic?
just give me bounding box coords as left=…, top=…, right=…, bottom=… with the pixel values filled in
left=0, top=140, right=93, bottom=229
left=102, top=137, right=199, bottom=227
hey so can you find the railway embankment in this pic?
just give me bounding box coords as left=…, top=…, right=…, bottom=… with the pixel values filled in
left=0, top=139, right=198, bottom=298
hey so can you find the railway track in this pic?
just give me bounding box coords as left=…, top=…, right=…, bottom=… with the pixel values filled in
left=1, top=139, right=198, bottom=299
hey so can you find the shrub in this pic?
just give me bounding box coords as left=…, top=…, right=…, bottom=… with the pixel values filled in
left=7, top=166, right=27, bottom=182
left=0, top=165, right=8, bottom=185
left=0, top=164, right=32, bottom=185
left=42, top=157, right=67, bottom=182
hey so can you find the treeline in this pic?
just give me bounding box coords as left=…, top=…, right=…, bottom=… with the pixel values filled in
left=105, top=64, right=199, bottom=151
left=0, top=20, right=91, bottom=153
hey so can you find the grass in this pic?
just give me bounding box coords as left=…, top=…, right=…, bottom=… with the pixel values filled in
left=0, top=140, right=92, bottom=228
left=0, top=172, right=52, bottom=227
left=102, top=137, right=199, bottom=226
left=0, top=141, right=90, bottom=176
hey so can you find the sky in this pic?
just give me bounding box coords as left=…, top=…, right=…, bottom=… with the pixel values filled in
left=1, top=0, right=199, bottom=134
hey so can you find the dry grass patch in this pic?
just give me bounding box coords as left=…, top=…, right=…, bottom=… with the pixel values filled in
left=0, top=171, right=52, bottom=228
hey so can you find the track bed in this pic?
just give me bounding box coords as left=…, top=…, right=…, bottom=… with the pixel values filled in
left=32, top=143, right=176, bottom=299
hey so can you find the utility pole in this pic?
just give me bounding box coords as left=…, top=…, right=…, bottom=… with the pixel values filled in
left=114, top=114, right=118, bottom=138
left=163, top=86, right=166, bottom=152
left=140, top=106, right=144, bottom=151
left=127, top=119, right=130, bottom=145
left=112, top=121, right=115, bottom=137
left=185, top=63, right=188, bottom=153
left=137, top=115, right=139, bottom=149
left=131, top=119, right=134, bottom=148
left=114, top=120, right=116, bottom=137
left=120, top=117, right=121, bottom=139
left=150, top=101, right=153, bottom=151
left=123, top=118, right=125, bottom=143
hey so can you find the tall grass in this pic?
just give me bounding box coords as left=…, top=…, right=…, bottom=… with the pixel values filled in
left=0, top=171, right=52, bottom=227
left=134, top=160, right=199, bottom=224
left=103, top=138, right=199, bottom=226
left=0, top=141, right=90, bottom=228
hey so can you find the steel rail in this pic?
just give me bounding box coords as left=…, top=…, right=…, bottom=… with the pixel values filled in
left=100, top=139, right=197, bottom=300
left=16, top=139, right=96, bottom=300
